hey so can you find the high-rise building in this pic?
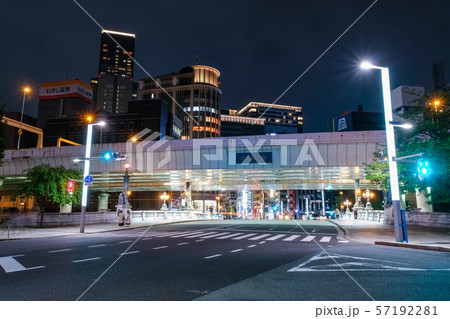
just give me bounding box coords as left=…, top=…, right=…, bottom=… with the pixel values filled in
left=221, top=109, right=265, bottom=137
left=92, top=29, right=136, bottom=114
left=139, top=65, right=222, bottom=139
left=236, top=102, right=303, bottom=134
left=390, top=85, right=425, bottom=121
left=332, top=105, right=384, bottom=132
left=37, top=79, right=93, bottom=129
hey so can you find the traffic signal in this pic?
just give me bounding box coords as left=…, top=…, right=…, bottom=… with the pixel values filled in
left=417, top=160, right=430, bottom=180
left=103, top=152, right=119, bottom=160
left=67, top=181, right=75, bottom=194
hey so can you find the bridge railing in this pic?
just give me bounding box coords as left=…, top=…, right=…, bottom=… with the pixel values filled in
left=131, top=210, right=222, bottom=221
left=349, top=210, right=384, bottom=223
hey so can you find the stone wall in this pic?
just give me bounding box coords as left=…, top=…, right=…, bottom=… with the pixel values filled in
left=384, top=207, right=450, bottom=228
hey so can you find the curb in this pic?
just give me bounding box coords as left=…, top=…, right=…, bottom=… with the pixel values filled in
left=374, top=241, right=450, bottom=252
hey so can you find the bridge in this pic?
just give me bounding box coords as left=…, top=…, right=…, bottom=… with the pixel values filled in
left=0, top=130, right=385, bottom=193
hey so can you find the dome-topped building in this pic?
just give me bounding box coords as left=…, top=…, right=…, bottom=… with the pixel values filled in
left=139, top=65, right=222, bottom=139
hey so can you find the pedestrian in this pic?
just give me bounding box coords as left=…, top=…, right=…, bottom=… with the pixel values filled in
left=118, top=210, right=125, bottom=226
left=125, top=211, right=131, bottom=227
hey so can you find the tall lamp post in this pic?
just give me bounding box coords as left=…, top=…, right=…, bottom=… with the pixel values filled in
left=80, top=120, right=106, bottom=233
left=17, top=86, right=31, bottom=149
left=361, top=61, right=404, bottom=242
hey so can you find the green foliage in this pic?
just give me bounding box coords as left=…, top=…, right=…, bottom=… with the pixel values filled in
left=15, top=164, right=82, bottom=213
left=364, top=145, right=390, bottom=206
left=0, top=96, right=6, bottom=163
left=396, top=90, right=450, bottom=206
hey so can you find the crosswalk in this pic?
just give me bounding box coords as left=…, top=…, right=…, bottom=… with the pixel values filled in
left=132, top=230, right=342, bottom=244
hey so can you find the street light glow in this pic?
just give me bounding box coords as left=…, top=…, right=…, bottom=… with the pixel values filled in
left=23, top=86, right=31, bottom=93
left=360, top=61, right=374, bottom=69
left=97, top=121, right=106, bottom=126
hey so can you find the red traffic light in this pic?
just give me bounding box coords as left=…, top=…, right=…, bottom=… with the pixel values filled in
left=67, top=181, right=75, bottom=194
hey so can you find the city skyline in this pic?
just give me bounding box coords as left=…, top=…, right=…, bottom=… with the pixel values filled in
left=1, top=0, right=449, bottom=133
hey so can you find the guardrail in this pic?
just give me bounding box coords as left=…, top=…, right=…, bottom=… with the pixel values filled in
left=131, top=210, right=223, bottom=221
left=352, top=209, right=385, bottom=223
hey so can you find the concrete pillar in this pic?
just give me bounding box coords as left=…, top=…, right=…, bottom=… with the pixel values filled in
left=98, top=193, right=109, bottom=211
left=415, top=188, right=433, bottom=212
left=60, top=202, right=72, bottom=213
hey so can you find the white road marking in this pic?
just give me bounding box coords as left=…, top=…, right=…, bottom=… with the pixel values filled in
left=177, top=242, right=189, bottom=246
left=320, top=236, right=332, bottom=242
left=196, top=239, right=205, bottom=242
left=248, top=234, right=271, bottom=241
left=204, top=254, right=222, bottom=259
left=48, top=249, right=72, bottom=253
left=119, top=240, right=132, bottom=244
left=155, top=231, right=187, bottom=237
left=201, top=232, right=230, bottom=239
left=171, top=231, right=203, bottom=238
left=141, top=238, right=153, bottom=241
left=248, top=245, right=256, bottom=248
left=339, top=240, right=349, bottom=243
left=185, top=232, right=216, bottom=238
left=153, top=246, right=168, bottom=250
left=266, top=234, right=286, bottom=241
left=0, top=255, right=45, bottom=273
left=120, top=251, right=140, bottom=255
left=88, top=244, right=107, bottom=248
left=287, top=252, right=450, bottom=272
left=301, top=236, right=315, bottom=242
left=259, top=241, right=266, bottom=244
left=232, top=233, right=257, bottom=240
left=73, top=257, right=101, bottom=263
left=216, top=233, right=244, bottom=239
left=231, top=249, right=243, bottom=253
left=283, top=235, right=301, bottom=241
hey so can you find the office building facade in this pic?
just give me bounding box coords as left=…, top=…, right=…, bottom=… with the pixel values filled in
left=236, top=102, right=303, bottom=135
left=221, top=109, right=265, bottom=137
left=37, top=79, right=93, bottom=129
left=139, top=65, right=222, bottom=139
left=332, top=105, right=385, bottom=132
left=43, top=99, right=180, bottom=146
left=92, top=30, right=136, bottom=114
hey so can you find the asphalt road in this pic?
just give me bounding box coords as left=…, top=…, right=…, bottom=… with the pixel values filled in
left=0, top=220, right=449, bottom=301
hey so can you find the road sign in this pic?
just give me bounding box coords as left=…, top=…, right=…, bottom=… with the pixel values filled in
left=84, top=175, right=93, bottom=184
left=18, top=128, right=23, bottom=135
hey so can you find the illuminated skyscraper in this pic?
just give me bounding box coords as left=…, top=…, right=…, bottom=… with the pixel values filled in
left=92, top=29, right=136, bottom=114
left=139, top=65, right=222, bottom=139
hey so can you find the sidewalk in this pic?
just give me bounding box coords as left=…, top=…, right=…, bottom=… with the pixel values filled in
left=331, top=219, right=450, bottom=252
left=0, top=219, right=195, bottom=241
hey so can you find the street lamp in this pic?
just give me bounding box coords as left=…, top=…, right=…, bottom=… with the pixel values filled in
left=80, top=120, right=106, bottom=233
left=361, top=61, right=404, bottom=242
left=343, top=199, right=352, bottom=214
left=362, top=189, right=374, bottom=210
left=160, top=192, right=170, bottom=211
left=17, top=86, right=31, bottom=149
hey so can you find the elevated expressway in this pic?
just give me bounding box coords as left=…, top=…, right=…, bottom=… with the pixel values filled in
left=0, top=131, right=385, bottom=194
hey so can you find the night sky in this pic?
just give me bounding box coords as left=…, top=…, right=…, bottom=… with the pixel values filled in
left=1, top=0, right=449, bottom=132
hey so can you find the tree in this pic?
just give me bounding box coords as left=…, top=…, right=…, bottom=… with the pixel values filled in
left=0, top=96, right=7, bottom=163
left=364, top=145, right=390, bottom=207
left=396, top=90, right=450, bottom=211
left=15, top=165, right=82, bottom=226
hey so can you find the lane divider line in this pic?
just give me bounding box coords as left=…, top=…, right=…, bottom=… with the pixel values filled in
left=73, top=257, right=101, bottom=263
left=48, top=249, right=72, bottom=253
left=204, top=254, right=222, bottom=259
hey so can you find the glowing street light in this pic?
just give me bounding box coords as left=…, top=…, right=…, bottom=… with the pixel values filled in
left=160, top=191, right=170, bottom=211
left=362, top=189, right=374, bottom=210
left=361, top=61, right=404, bottom=242
left=17, top=86, right=32, bottom=149
left=80, top=120, right=106, bottom=233
left=343, top=199, right=352, bottom=214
